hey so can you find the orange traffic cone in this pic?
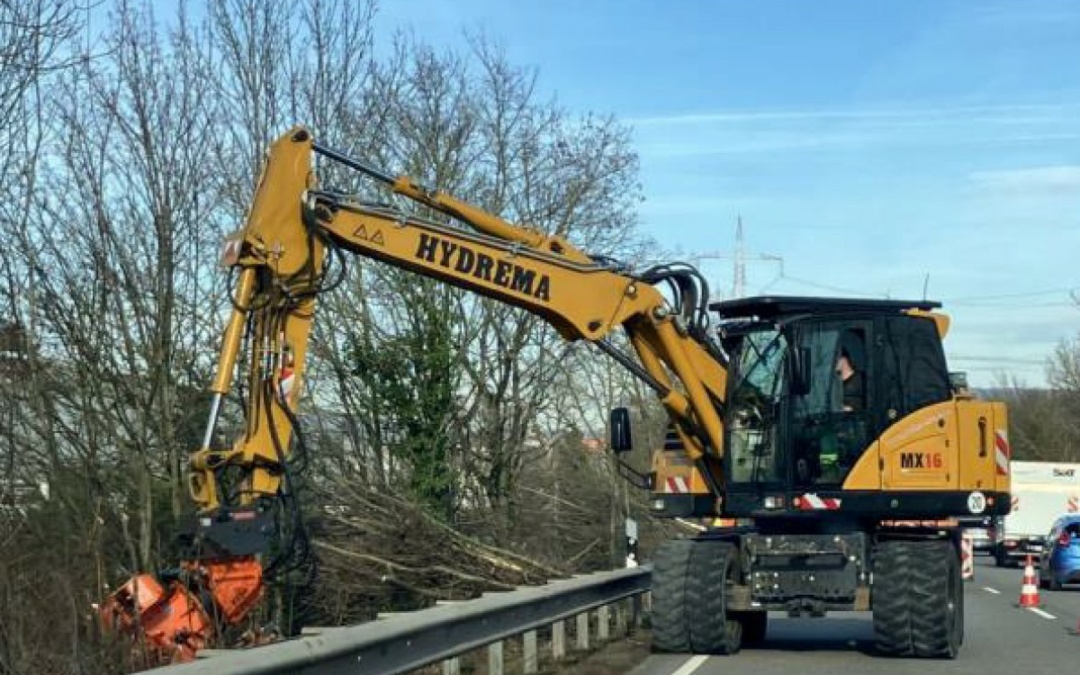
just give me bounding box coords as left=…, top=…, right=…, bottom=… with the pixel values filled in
left=1019, top=555, right=1040, bottom=608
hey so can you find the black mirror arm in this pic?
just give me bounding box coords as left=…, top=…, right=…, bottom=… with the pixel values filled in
left=615, top=459, right=653, bottom=490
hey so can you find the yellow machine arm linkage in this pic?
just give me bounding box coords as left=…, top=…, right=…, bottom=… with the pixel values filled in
left=188, top=126, right=729, bottom=515
left=102, top=126, right=728, bottom=662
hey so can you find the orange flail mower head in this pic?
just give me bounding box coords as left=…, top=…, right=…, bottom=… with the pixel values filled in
left=99, top=558, right=263, bottom=663
left=185, top=557, right=265, bottom=624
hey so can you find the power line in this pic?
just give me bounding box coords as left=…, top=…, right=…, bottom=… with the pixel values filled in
left=949, top=355, right=1047, bottom=365
left=946, top=301, right=1077, bottom=309
left=762, top=276, right=1079, bottom=308
left=773, top=274, right=884, bottom=298
left=944, top=287, right=1080, bottom=304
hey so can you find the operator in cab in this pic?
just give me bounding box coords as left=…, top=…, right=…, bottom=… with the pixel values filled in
left=836, top=348, right=863, bottom=412
left=797, top=329, right=870, bottom=486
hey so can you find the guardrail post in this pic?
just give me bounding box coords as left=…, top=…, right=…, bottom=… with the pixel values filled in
left=488, top=641, right=504, bottom=675
left=615, top=599, right=628, bottom=636
left=632, top=593, right=645, bottom=630
left=598, top=605, right=610, bottom=641
left=576, top=612, right=589, bottom=651
left=552, top=619, right=566, bottom=661
left=442, top=657, right=460, bottom=675
left=523, top=630, right=538, bottom=674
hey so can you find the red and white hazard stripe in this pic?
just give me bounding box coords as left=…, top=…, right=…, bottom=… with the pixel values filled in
left=1011, top=495, right=1020, bottom=512
left=796, top=493, right=842, bottom=510
left=665, top=476, right=690, bottom=494
left=961, top=535, right=974, bottom=581
left=994, top=430, right=1010, bottom=476
left=1068, top=495, right=1079, bottom=513
left=221, top=237, right=242, bottom=266
left=279, top=366, right=295, bottom=402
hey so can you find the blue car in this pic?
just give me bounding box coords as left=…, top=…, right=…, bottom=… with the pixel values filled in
left=1038, top=514, right=1080, bottom=591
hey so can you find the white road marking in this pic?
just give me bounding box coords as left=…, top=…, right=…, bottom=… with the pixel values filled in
left=982, top=586, right=1001, bottom=594
left=1029, top=607, right=1057, bottom=620
left=670, top=655, right=710, bottom=675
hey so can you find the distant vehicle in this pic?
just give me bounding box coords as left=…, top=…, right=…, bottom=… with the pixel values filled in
left=992, top=461, right=1080, bottom=567
left=963, top=518, right=993, bottom=554
left=1038, top=514, right=1080, bottom=590
left=967, top=520, right=989, bottom=552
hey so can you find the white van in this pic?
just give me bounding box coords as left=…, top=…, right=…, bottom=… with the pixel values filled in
left=993, top=461, right=1080, bottom=566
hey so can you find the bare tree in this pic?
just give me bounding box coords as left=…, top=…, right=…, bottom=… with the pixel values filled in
left=308, top=35, right=648, bottom=541
left=452, top=40, right=645, bottom=536
left=0, top=2, right=663, bottom=669
left=0, top=4, right=155, bottom=673
left=1045, top=332, right=1080, bottom=459
left=1048, top=333, right=1080, bottom=395
left=0, top=0, right=82, bottom=480
left=1, top=3, right=229, bottom=671
left=994, top=332, right=1080, bottom=463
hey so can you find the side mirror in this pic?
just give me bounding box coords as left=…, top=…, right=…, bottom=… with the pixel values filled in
left=791, top=347, right=812, bottom=396
left=609, top=407, right=633, bottom=454
left=950, top=371, right=971, bottom=396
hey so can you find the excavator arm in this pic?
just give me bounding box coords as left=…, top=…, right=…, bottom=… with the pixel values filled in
left=101, top=126, right=729, bottom=661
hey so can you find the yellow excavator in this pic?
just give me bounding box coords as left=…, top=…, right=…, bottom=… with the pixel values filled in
left=100, top=127, right=1010, bottom=662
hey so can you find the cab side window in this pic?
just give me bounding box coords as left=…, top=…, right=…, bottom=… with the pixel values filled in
left=876, top=315, right=951, bottom=432
left=791, top=322, right=871, bottom=487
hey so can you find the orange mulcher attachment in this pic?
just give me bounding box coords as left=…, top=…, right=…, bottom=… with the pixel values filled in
left=99, top=558, right=264, bottom=663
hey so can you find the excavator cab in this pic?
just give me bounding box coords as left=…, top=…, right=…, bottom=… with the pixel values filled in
left=650, top=296, right=1010, bottom=524
left=645, top=296, right=1009, bottom=658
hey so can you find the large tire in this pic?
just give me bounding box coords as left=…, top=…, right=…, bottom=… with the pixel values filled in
left=873, top=540, right=962, bottom=659
left=993, top=547, right=1008, bottom=568
left=686, top=540, right=742, bottom=654
left=957, top=555, right=965, bottom=646
left=651, top=539, right=694, bottom=652
left=873, top=540, right=914, bottom=656
left=910, top=540, right=962, bottom=658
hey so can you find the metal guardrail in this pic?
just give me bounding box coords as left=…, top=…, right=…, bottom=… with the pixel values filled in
left=148, top=565, right=651, bottom=675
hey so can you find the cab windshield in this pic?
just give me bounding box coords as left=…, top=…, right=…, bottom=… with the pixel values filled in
left=727, top=327, right=786, bottom=485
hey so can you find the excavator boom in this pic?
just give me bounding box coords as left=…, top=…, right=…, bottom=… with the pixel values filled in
left=101, top=126, right=730, bottom=661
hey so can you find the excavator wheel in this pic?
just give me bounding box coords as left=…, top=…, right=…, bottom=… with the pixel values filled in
left=873, top=540, right=912, bottom=656
left=910, top=539, right=963, bottom=657
left=651, top=538, right=742, bottom=654
left=651, top=539, right=694, bottom=652
left=686, top=540, right=742, bottom=655
left=873, top=539, right=962, bottom=658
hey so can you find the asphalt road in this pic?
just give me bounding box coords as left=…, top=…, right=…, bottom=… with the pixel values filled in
left=629, top=556, right=1080, bottom=675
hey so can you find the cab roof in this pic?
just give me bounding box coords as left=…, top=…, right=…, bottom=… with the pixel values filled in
left=708, top=295, right=941, bottom=320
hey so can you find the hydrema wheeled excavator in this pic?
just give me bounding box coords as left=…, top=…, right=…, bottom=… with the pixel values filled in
left=100, top=127, right=1009, bottom=662
left=630, top=296, right=1009, bottom=656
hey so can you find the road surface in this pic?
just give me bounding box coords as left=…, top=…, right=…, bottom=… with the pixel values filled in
left=628, top=557, right=1080, bottom=675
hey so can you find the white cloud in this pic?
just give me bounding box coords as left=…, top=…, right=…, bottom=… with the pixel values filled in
left=968, top=165, right=1080, bottom=193
left=636, top=131, right=877, bottom=157
left=626, top=103, right=1080, bottom=128
left=628, top=103, right=1080, bottom=158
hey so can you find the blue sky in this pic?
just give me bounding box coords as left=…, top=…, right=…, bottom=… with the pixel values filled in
left=376, top=0, right=1080, bottom=387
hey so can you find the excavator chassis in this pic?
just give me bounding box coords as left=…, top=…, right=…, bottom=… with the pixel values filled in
left=651, top=526, right=963, bottom=658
